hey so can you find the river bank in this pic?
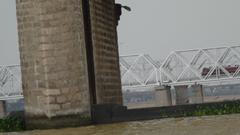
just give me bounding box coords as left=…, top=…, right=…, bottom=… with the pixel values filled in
left=3, top=114, right=240, bottom=135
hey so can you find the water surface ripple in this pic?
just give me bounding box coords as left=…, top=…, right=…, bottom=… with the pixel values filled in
left=4, top=114, right=240, bottom=135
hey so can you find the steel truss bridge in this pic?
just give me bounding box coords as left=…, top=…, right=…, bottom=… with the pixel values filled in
left=0, top=65, right=22, bottom=100
left=1, top=46, right=240, bottom=100
left=121, top=46, right=240, bottom=89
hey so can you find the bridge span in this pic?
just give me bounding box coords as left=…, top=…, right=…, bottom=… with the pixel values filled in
left=1, top=46, right=240, bottom=102
left=0, top=65, right=22, bottom=100
left=161, top=46, right=240, bottom=86
left=121, top=46, right=240, bottom=88
left=121, top=45, right=240, bottom=106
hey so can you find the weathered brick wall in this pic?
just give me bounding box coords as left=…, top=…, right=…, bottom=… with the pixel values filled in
left=16, top=0, right=123, bottom=129
left=16, top=0, right=91, bottom=121
left=89, top=0, right=123, bottom=104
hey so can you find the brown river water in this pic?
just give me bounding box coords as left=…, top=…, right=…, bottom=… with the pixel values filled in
left=3, top=114, right=240, bottom=135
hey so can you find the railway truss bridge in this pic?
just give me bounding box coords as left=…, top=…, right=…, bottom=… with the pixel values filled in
left=1, top=46, right=240, bottom=102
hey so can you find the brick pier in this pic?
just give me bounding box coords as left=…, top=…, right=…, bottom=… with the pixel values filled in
left=16, top=0, right=122, bottom=129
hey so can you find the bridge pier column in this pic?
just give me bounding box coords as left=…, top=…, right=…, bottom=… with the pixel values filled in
left=16, top=0, right=122, bottom=129
left=0, top=101, right=6, bottom=118
left=175, top=85, right=189, bottom=105
left=155, top=86, right=172, bottom=107
left=189, top=85, right=204, bottom=104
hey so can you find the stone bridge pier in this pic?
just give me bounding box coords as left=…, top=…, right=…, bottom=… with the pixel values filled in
left=175, top=85, right=204, bottom=105
left=155, top=86, right=172, bottom=107
left=16, top=0, right=122, bottom=129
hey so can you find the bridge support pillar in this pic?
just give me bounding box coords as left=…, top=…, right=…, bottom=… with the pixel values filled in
left=155, top=86, right=172, bottom=107
left=189, top=85, right=204, bottom=104
left=16, top=0, right=122, bottom=129
left=175, top=85, right=189, bottom=105
left=0, top=101, right=6, bottom=118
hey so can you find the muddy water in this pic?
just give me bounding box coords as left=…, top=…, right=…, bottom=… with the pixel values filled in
left=4, top=114, right=240, bottom=135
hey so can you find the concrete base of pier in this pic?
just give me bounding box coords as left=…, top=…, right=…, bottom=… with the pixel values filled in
left=0, top=101, right=6, bottom=118
left=189, top=85, right=204, bottom=104
left=155, top=86, right=172, bottom=107
left=25, top=114, right=92, bottom=130
left=175, top=85, right=189, bottom=105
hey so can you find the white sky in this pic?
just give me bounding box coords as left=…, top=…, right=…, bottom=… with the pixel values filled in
left=117, top=0, right=240, bottom=60
left=0, top=0, right=19, bottom=65
left=1, top=0, right=240, bottom=65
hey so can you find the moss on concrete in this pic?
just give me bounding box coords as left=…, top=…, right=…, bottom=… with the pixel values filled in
left=0, top=117, right=25, bottom=132
left=186, top=101, right=240, bottom=116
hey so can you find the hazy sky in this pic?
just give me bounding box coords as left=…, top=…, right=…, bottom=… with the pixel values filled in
left=0, top=0, right=18, bottom=65
left=1, top=0, right=240, bottom=65
left=117, top=0, right=240, bottom=60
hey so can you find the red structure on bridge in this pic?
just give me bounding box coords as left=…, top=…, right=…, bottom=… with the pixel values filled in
left=202, top=66, right=239, bottom=76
